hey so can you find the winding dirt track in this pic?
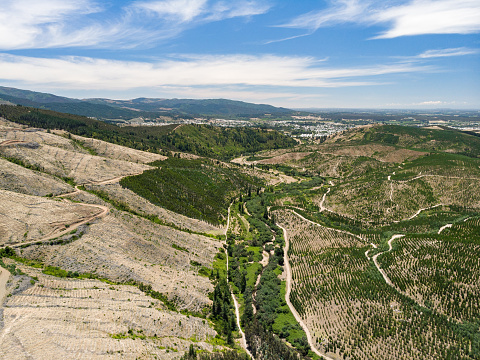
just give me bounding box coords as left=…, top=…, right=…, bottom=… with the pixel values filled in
left=0, top=173, right=143, bottom=309
left=318, top=187, right=330, bottom=212
left=372, top=234, right=405, bottom=286
left=407, top=204, right=443, bottom=221
left=277, top=223, right=335, bottom=360
left=292, top=209, right=366, bottom=243
left=438, top=223, right=452, bottom=234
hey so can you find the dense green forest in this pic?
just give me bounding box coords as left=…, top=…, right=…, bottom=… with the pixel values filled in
left=0, top=105, right=296, bottom=159
left=120, top=157, right=263, bottom=225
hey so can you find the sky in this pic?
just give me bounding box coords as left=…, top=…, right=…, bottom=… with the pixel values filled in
left=0, top=0, right=479, bottom=109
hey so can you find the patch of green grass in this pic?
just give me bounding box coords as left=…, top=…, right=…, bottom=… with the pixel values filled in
left=272, top=281, right=309, bottom=346
left=172, top=243, right=189, bottom=252
left=245, top=262, right=262, bottom=289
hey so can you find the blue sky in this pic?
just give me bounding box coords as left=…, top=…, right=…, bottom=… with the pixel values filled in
left=0, top=0, right=479, bottom=109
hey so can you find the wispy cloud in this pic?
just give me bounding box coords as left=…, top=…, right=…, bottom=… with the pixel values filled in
left=0, top=0, right=102, bottom=49
left=0, top=0, right=271, bottom=50
left=132, top=0, right=269, bottom=22
left=417, top=47, right=479, bottom=58
left=280, top=0, right=480, bottom=39
left=134, top=0, right=208, bottom=22
left=416, top=100, right=444, bottom=105
left=280, top=0, right=367, bottom=31
left=0, top=53, right=429, bottom=92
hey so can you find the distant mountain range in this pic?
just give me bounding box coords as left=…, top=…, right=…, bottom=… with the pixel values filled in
left=0, top=86, right=292, bottom=119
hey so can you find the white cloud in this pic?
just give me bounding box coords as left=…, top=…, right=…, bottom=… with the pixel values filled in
left=373, top=0, right=480, bottom=38
left=281, top=0, right=480, bottom=39
left=0, top=0, right=271, bottom=50
left=134, top=0, right=272, bottom=22
left=417, top=47, right=479, bottom=58
left=134, top=0, right=208, bottom=22
left=0, top=0, right=102, bottom=49
left=207, top=1, right=272, bottom=20
left=417, top=100, right=443, bottom=105
left=0, top=53, right=428, bottom=92
left=281, top=0, right=367, bottom=31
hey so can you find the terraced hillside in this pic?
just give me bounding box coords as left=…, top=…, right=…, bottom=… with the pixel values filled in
left=0, top=116, right=238, bottom=358
left=1, top=264, right=216, bottom=359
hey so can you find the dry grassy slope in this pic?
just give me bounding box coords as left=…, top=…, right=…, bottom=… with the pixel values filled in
left=0, top=122, right=229, bottom=352
left=0, top=189, right=100, bottom=245
left=0, top=158, right=73, bottom=196
left=19, top=209, right=221, bottom=311
left=1, top=265, right=217, bottom=360
left=0, top=123, right=159, bottom=184
left=257, top=144, right=423, bottom=167
left=0, top=124, right=83, bottom=152
left=70, top=133, right=167, bottom=164
left=0, top=143, right=153, bottom=184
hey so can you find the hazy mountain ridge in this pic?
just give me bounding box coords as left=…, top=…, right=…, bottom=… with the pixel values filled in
left=0, top=86, right=292, bottom=119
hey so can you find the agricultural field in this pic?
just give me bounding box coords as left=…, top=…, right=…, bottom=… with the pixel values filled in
left=274, top=208, right=478, bottom=360
left=379, top=218, right=480, bottom=323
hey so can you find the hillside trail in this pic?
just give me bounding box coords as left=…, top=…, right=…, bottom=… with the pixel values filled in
left=0, top=172, right=148, bottom=250
left=438, top=223, right=452, bottom=234
left=318, top=187, right=330, bottom=212
left=370, top=234, right=428, bottom=310
left=59, top=171, right=146, bottom=197
left=406, top=204, right=443, bottom=221
left=398, top=174, right=480, bottom=183
left=291, top=210, right=367, bottom=243
left=0, top=140, right=29, bottom=146
left=277, top=224, right=336, bottom=360
left=372, top=234, right=405, bottom=286
left=225, top=203, right=252, bottom=359
left=0, top=203, right=109, bottom=251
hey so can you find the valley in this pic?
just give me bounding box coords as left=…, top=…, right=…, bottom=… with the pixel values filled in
left=0, top=105, right=479, bottom=359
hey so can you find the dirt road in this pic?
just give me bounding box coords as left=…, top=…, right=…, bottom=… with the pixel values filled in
left=372, top=234, right=405, bottom=286
left=318, top=187, right=330, bottom=212
left=277, top=223, right=336, bottom=360
left=438, top=223, right=452, bottom=234
left=0, top=140, right=29, bottom=146
left=407, top=204, right=442, bottom=220
left=292, top=210, right=366, bottom=243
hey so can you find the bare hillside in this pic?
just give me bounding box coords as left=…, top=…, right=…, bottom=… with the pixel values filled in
left=1, top=264, right=216, bottom=359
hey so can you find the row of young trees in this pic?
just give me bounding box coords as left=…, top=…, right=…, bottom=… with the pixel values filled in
left=275, top=208, right=479, bottom=360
